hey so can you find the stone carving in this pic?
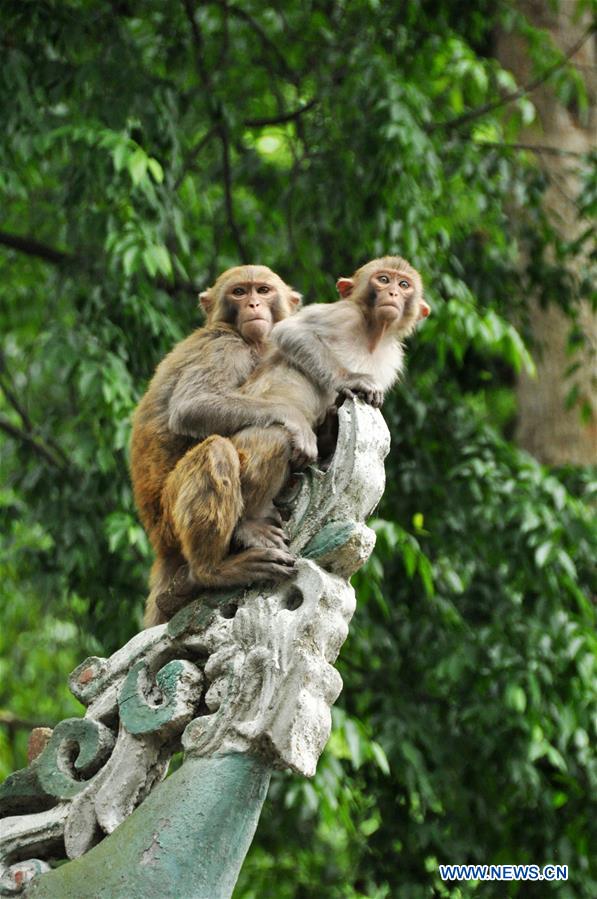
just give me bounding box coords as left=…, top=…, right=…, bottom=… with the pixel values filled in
left=0, top=399, right=390, bottom=896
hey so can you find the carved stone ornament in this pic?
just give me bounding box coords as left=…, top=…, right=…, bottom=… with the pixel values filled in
left=0, top=399, right=390, bottom=896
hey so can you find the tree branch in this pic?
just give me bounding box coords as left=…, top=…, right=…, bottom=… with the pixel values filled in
left=156, top=276, right=202, bottom=297
left=465, top=139, right=589, bottom=159
left=0, top=416, right=66, bottom=469
left=0, top=231, right=72, bottom=265
left=0, top=231, right=199, bottom=294
left=220, top=126, right=249, bottom=262
left=428, top=24, right=595, bottom=133
left=0, top=229, right=201, bottom=298
left=0, top=351, right=33, bottom=432
left=243, top=99, right=317, bottom=128
left=181, top=0, right=214, bottom=96
left=181, top=0, right=248, bottom=262
left=215, top=0, right=298, bottom=83
left=0, top=712, right=50, bottom=732
left=0, top=358, right=71, bottom=467
left=174, top=125, right=220, bottom=189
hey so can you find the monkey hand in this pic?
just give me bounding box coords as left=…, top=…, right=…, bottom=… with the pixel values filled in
left=234, top=516, right=290, bottom=551
left=335, top=373, right=384, bottom=408
left=282, top=415, right=318, bottom=468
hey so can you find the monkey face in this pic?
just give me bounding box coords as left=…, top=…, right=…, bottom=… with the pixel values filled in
left=226, top=280, right=278, bottom=344
left=199, top=266, right=302, bottom=345
left=337, top=257, right=430, bottom=334
left=368, top=269, right=417, bottom=323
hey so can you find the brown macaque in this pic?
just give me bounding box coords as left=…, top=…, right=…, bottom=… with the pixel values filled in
left=131, top=265, right=316, bottom=628
left=157, top=256, right=429, bottom=620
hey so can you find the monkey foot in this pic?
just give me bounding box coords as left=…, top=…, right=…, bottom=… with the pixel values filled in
left=156, top=547, right=297, bottom=621
left=229, top=546, right=297, bottom=583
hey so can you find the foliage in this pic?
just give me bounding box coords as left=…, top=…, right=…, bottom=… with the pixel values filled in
left=0, top=1, right=595, bottom=896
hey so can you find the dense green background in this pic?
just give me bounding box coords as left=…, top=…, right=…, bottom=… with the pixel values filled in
left=0, top=1, right=595, bottom=896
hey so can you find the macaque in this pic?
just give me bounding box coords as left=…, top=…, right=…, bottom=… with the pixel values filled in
left=157, top=256, right=429, bottom=620
left=131, top=265, right=315, bottom=628
left=272, top=255, right=430, bottom=410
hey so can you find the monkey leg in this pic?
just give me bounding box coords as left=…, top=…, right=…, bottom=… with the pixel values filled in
left=160, top=435, right=295, bottom=596
left=162, top=435, right=243, bottom=569
left=230, top=426, right=295, bottom=550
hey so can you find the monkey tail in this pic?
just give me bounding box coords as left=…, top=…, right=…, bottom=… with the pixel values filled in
left=143, top=556, right=182, bottom=628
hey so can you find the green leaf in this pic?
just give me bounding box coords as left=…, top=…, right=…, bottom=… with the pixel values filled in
left=504, top=684, right=527, bottom=713
left=535, top=542, right=552, bottom=568
left=147, top=157, right=164, bottom=184
left=344, top=719, right=364, bottom=770
left=128, top=148, right=148, bottom=185
left=370, top=742, right=390, bottom=775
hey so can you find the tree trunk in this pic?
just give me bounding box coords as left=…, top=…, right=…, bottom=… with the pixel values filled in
left=497, top=2, right=596, bottom=464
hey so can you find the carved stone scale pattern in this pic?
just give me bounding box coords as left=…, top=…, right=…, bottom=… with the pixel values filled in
left=0, top=400, right=390, bottom=896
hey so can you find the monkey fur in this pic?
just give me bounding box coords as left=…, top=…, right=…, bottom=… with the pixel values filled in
left=131, top=265, right=315, bottom=628
left=155, top=256, right=430, bottom=621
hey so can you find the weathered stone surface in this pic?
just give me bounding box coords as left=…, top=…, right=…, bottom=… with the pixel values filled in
left=0, top=860, right=52, bottom=897
left=282, top=399, right=390, bottom=563
left=302, top=520, right=377, bottom=578
left=22, top=754, right=270, bottom=899
left=0, top=399, right=391, bottom=897
left=182, top=560, right=355, bottom=776
left=0, top=807, right=68, bottom=895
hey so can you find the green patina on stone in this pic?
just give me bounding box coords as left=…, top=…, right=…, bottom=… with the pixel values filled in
left=36, top=719, right=114, bottom=800
left=0, top=765, right=55, bottom=817
left=119, top=659, right=186, bottom=734
left=167, top=598, right=216, bottom=637
left=167, top=587, right=242, bottom=638
left=302, top=520, right=356, bottom=561
left=24, top=753, right=272, bottom=899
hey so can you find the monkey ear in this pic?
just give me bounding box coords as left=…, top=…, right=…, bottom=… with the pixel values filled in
left=199, top=290, right=213, bottom=313
left=336, top=278, right=354, bottom=298
left=418, top=299, right=431, bottom=320
left=289, top=290, right=302, bottom=308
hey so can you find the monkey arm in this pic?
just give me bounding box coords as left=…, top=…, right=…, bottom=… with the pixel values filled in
left=167, top=365, right=318, bottom=464
left=271, top=309, right=349, bottom=392
left=273, top=304, right=385, bottom=408
left=170, top=391, right=318, bottom=468
left=169, top=385, right=303, bottom=439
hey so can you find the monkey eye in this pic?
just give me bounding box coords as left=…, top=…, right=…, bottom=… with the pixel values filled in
left=399, top=279, right=410, bottom=289
left=231, top=287, right=246, bottom=297
left=257, top=285, right=271, bottom=294
left=377, top=274, right=390, bottom=284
